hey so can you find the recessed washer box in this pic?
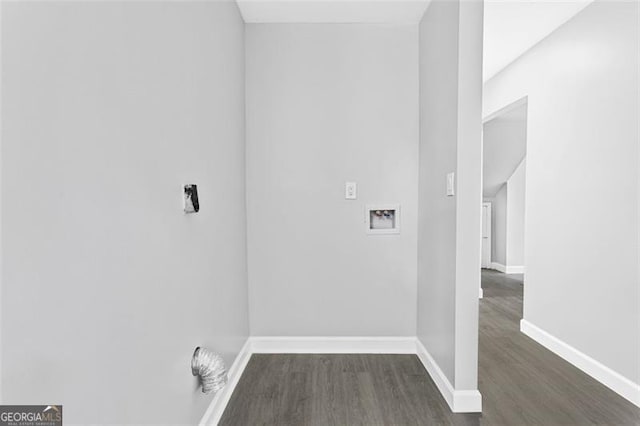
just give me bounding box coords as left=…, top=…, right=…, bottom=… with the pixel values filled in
left=365, top=204, right=400, bottom=235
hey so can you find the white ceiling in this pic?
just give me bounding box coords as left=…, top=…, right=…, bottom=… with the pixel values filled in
left=236, top=0, right=431, bottom=24
left=483, top=0, right=593, bottom=81
left=483, top=103, right=527, bottom=197
left=237, top=0, right=594, bottom=77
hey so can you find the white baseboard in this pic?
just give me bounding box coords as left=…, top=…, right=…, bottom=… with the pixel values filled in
left=479, top=287, right=484, bottom=299
left=199, top=338, right=252, bottom=426
left=415, top=340, right=482, bottom=413
left=490, top=262, right=524, bottom=274
left=490, top=262, right=506, bottom=272
left=506, top=265, right=524, bottom=274
left=521, top=320, right=640, bottom=407
left=200, top=336, right=482, bottom=424
left=250, top=336, right=416, bottom=354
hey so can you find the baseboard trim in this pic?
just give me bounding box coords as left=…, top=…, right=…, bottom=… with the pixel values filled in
left=506, top=265, right=524, bottom=274
left=521, top=320, right=640, bottom=407
left=479, top=287, right=484, bottom=299
left=200, top=336, right=483, bottom=424
left=490, top=262, right=524, bottom=274
left=415, top=340, right=482, bottom=413
left=490, top=262, right=506, bottom=272
left=489, top=262, right=507, bottom=273
left=250, top=336, right=416, bottom=354
left=199, top=338, right=252, bottom=426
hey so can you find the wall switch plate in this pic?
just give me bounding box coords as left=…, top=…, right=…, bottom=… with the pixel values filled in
left=345, top=182, right=357, bottom=200
left=446, top=173, right=455, bottom=196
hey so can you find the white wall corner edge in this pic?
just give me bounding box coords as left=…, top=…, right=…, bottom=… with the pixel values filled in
left=415, top=340, right=482, bottom=413
left=490, top=262, right=524, bottom=274
left=520, top=319, right=640, bottom=408
left=199, top=338, right=253, bottom=426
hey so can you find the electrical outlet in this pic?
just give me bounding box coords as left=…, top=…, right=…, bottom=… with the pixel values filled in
left=345, top=182, right=357, bottom=200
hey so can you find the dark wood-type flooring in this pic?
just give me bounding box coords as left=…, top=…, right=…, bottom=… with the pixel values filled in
left=219, top=270, right=640, bottom=425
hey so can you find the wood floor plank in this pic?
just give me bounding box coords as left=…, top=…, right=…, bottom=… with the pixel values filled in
left=219, top=270, right=640, bottom=425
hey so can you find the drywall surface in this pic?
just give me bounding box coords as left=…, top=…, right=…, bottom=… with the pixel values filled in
left=417, top=0, right=458, bottom=382
left=506, top=159, right=525, bottom=267
left=452, top=0, right=483, bottom=391
left=246, top=24, right=418, bottom=336
left=485, top=0, right=639, bottom=384
left=418, top=0, right=483, bottom=391
left=1, top=2, right=248, bottom=423
left=492, top=184, right=508, bottom=265
left=490, top=160, right=525, bottom=268
left=482, top=108, right=527, bottom=198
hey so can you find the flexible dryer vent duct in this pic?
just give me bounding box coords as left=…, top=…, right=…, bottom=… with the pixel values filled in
left=191, top=347, right=227, bottom=394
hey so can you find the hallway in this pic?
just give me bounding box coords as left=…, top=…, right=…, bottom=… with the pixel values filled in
left=478, top=270, right=639, bottom=425
left=219, top=270, right=640, bottom=425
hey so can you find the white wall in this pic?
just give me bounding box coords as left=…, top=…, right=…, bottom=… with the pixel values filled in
left=492, top=184, right=508, bottom=265
left=417, top=0, right=483, bottom=398
left=418, top=0, right=457, bottom=379
left=246, top=24, right=418, bottom=336
left=485, top=0, right=639, bottom=386
left=506, top=159, right=525, bottom=267
left=482, top=110, right=527, bottom=198
left=489, top=159, right=525, bottom=269
left=1, top=2, right=249, bottom=423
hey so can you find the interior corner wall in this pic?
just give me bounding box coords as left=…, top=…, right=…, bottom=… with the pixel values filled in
left=1, top=2, right=248, bottom=423
left=484, top=0, right=639, bottom=385
left=506, top=160, right=525, bottom=267
left=417, top=0, right=458, bottom=380
left=492, top=184, right=507, bottom=266
left=245, top=24, right=419, bottom=336
left=417, top=0, right=483, bottom=392
left=491, top=159, right=525, bottom=269
left=452, top=0, right=483, bottom=391
left=482, top=196, right=496, bottom=264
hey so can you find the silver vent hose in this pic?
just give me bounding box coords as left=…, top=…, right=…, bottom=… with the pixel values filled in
left=191, top=347, right=228, bottom=394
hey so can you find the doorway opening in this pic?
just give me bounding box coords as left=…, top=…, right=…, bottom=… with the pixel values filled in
left=481, top=97, right=528, bottom=292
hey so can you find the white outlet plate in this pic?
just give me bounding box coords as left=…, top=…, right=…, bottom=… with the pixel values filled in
left=345, top=182, right=357, bottom=200
left=446, top=172, right=455, bottom=196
